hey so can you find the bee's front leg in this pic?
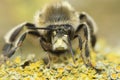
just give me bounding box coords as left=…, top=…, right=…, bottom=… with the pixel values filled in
left=7, top=32, right=27, bottom=58
left=2, top=22, right=40, bottom=58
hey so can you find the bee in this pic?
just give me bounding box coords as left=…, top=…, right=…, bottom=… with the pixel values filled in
left=2, top=1, right=97, bottom=68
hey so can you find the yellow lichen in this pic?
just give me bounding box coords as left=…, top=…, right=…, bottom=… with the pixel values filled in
left=0, top=39, right=120, bottom=79
left=110, top=73, right=117, bottom=79
left=14, top=56, right=21, bottom=64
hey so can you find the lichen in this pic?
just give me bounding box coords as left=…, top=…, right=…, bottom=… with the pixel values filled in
left=0, top=39, right=120, bottom=80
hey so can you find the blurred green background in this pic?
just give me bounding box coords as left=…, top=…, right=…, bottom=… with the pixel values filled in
left=0, top=0, right=120, bottom=54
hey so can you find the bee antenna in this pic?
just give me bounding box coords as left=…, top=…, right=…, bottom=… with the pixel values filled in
left=29, top=27, right=55, bottom=30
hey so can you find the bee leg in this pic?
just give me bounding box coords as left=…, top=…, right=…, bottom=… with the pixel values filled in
left=4, top=22, right=35, bottom=43
left=91, top=34, right=97, bottom=48
left=76, top=23, right=94, bottom=68
left=2, top=43, right=13, bottom=57
left=43, top=52, right=52, bottom=68
left=46, top=53, right=52, bottom=68
left=68, top=37, right=75, bottom=64
left=77, top=35, right=92, bottom=67
left=2, top=22, right=39, bottom=58
left=40, top=38, right=51, bottom=67
left=80, top=12, right=97, bottom=48
left=79, top=12, right=97, bottom=34
left=7, top=32, right=27, bottom=58
left=83, top=25, right=95, bottom=68
left=84, top=41, right=93, bottom=67
left=77, top=35, right=82, bottom=50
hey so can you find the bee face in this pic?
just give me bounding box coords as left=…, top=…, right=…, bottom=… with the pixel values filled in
left=48, top=24, right=74, bottom=51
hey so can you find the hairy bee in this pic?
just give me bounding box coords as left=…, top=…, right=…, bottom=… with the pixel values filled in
left=2, top=1, right=97, bottom=68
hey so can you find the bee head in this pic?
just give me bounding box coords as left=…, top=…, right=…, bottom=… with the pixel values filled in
left=49, top=24, right=74, bottom=51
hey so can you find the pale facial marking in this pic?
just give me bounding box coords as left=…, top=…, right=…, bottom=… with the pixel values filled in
left=52, top=35, right=68, bottom=51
